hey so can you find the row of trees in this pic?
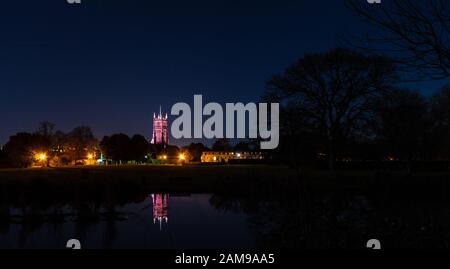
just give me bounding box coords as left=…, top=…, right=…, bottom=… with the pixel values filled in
left=269, top=48, right=450, bottom=169
left=0, top=121, right=258, bottom=167
left=0, top=127, right=159, bottom=167
left=266, top=48, right=396, bottom=169
left=0, top=122, right=98, bottom=168
left=98, top=136, right=256, bottom=163
left=269, top=0, right=450, bottom=169
left=99, top=134, right=153, bottom=164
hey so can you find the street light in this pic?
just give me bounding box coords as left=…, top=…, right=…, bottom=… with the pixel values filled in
left=34, top=152, right=47, bottom=167
left=36, top=153, right=47, bottom=162
left=87, top=153, right=94, bottom=160
left=179, top=154, right=185, bottom=160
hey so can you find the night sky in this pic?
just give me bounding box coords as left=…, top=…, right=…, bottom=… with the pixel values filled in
left=1, top=0, right=448, bottom=146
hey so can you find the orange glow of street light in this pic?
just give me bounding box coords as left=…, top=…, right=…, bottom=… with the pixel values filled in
left=36, top=153, right=47, bottom=162
left=179, top=154, right=185, bottom=160
left=87, top=153, right=94, bottom=160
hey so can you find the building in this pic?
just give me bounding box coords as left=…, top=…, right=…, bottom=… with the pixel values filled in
left=151, top=106, right=169, bottom=145
left=201, top=151, right=266, bottom=163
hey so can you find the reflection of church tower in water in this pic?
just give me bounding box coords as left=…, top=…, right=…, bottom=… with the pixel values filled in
left=151, top=194, right=169, bottom=231
left=151, top=106, right=168, bottom=145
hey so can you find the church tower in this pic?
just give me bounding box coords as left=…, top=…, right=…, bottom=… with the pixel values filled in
left=151, top=106, right=168, bottom=145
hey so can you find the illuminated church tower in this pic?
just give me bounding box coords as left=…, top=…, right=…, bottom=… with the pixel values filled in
left=151, top=194, right=169, bottom=231
left=151, top=106, right=168, bottom=145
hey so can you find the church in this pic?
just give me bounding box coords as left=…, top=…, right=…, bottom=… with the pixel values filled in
left=151, top=107, right=169, bottom=145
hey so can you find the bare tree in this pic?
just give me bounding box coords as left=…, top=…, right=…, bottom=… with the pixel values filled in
left=428, top=85, right=450, bottom=158
left=66, top=126, right=98, bottom=162
left=266, top=48, right=396, bottom=169
left=36, top=121, right=55, bottom=138
left=347, top=0, right=450, bottom=80
left=374, top=89, right=429, bottom=172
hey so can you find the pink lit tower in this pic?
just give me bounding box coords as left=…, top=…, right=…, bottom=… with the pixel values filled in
left=151, top=106, right=168, bottom=145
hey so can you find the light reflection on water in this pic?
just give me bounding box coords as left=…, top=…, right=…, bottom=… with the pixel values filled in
left=0, top=194, right=255, bottom=249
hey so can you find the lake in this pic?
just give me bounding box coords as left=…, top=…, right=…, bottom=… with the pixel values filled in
left=0, top=193, right=255, bottom=249
left=0, top=180, right=449, bottom=249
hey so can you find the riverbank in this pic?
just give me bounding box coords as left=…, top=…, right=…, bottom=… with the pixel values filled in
left=0, top=165, right=450, bottom=195
left=0, top=165, right=297, bottom=194
left=1, top=165, right=450, bottom=249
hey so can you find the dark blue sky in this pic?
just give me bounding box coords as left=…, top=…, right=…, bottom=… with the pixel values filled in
left=0, top=0, right=448, bottom=146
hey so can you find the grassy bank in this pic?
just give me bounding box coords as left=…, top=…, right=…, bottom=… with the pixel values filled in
left=0, top=165, right=298, bottom=194
left=1, top=165, right=450, bottom=195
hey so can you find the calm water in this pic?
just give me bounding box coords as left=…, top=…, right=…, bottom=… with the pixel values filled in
left=1, top=186, right=450, bottom=248
left=0, top=194, right=254, bottom=249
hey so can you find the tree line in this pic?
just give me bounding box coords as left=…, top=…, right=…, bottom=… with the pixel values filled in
left=0, top=121, right=256, bottom=168
left=270, top=0, right=450, bottom=170
left=2, top=46, right=449, bottom=169
left=3, top=0, right=450, bottom=170
left=0, top=122, right=98, bottom=168
left=1, top=46, right=450, bottom=169
left=269, top=48, right=450, bottom=169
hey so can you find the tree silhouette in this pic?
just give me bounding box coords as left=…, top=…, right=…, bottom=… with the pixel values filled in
left=184, top=143, right=209, bottom=162
left=212, top=138, right=231, bottom=151
left=66, top=126, right=98, bottom=162
left=373, top=89, right=429, bottom=170
left=266, top=48, right=396, bottom=169
left=347, top=0, right=450, bottom=80
left=100, top=134, right=131, bottom=163
left=36, top=121, right=55, bottom=138
left=2, top=133, right=51, bottom=167
left=428, top=85, right=450, bottom=159
left=234, top=141, right=251, bottom=152
left=130, top=134, right=151, bottom=162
